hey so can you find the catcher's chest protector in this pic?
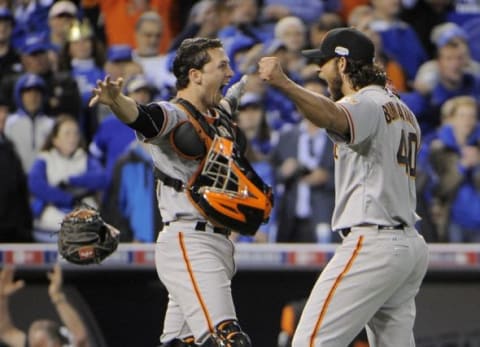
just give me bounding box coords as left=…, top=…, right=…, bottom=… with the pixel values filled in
left=170, top=98, right=274, bottom=236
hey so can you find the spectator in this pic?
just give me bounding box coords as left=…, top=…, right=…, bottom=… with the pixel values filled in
left=132, top=11, right=175, bottom=99
left=308, top=12, right=344, bottom=49
left=303, top=12, right=344, bottom=79
left=168, top=0, right=222, bottom=52
left=47, top=0, right=78, bottom=51
left=400, top=0, right=452, bottom=59
left=346, top=4, right=373, bottom=27
left=370, top=0, right=428, bottom=82
left=9, top=0, right=51, bottom=50
left=231, top=92, right=276, bottom=243
left=405, top=37, right=480, bottom=135
left=271, top=78, right=336, bottom=243
left=0, top=264, right=90, bottom=347
left=89, top=74, right=155, bottom=186
left=0, top=31, right=82, bottom=118
left=0, top=96, right=33, bottom=243
left=226, top=34, right=263, bottom=79
left=0, top=8, right=21, bottom=84
left=242, top=72, right=298, bottom=133
left=230, top=38, right=302, bottom=133
left=427, top=96, right=480, bottom=242
left=273, top=16, right=308, bottom=77
left=91, top=63, right=150, bottom=240
left=337, top=0, right=369, bottom=24
left=461, top=16, right=480, bottom=63
left=99, top=44, right=143, bottom=122
left=101, top=141, right=162, bottom=243
left=4, top=73, right=54, bottom=172
left=445, top=0, right=480, bottom=27
left=103, top=44, right=142, bottom=82
left=29, top=115, right=107, bottom=242
left=266, top=41, right=304, bottom=132
left=133, top=10, right=162, bottom=57
left=97, top=0, right=179, bottom=53
left=356, top=15, right=408, bottom=92
left=260, top=0, right=325, bottom=26
left=58, top=18, right=106, bottom=142
left=218, top=0, right=274, bottom=59
left=414, top=22, right=480, bottom=96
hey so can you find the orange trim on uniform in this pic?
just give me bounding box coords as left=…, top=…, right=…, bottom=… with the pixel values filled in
left=338, top=104, right=355, bottom=144
left=309, top=235, right=364, bottom=347
left=178, top=232, right=215, bottom=334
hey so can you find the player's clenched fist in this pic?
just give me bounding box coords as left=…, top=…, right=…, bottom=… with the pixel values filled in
left=258, top=56, right=287, bottom=87
left=89, top=75, right=124, bottom=108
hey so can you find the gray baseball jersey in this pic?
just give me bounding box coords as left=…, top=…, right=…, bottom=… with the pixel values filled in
left=293, top=86, right=428, bottom=347
left=137, top=101, right=206, bottom=222
left=327, top=85, right=421, bottom=230
left=137, top=101, right=238, bottom=344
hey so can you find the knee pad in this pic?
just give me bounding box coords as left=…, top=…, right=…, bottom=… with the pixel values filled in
left=199, top=320, right=252, bottom=347
left=159, top=336, right=196, bottom=347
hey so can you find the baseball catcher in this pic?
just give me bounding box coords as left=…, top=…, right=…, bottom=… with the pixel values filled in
left=58, top=205, right=120, bottom=265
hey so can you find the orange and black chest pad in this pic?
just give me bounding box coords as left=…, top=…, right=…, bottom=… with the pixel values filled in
left=169, top=98, right=247, bottom=161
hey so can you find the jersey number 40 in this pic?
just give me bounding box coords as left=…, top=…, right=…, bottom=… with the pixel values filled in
left=396, top=129, right=418, bottom=177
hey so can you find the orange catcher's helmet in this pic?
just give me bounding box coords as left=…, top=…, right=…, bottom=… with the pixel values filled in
left=186, top=136, right=273, bottom=235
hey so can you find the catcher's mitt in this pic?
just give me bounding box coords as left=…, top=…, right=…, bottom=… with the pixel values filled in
left=58, top=205, right=119, bottom=265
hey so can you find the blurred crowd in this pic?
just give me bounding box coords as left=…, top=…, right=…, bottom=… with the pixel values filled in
left=0, top=0, right=479, bottom=244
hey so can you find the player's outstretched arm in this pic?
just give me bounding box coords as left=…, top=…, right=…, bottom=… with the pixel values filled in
left=48, top=263, right=90, bottom=347
left=89, top=75, right=139, bottom=124
left=0, top=267, right=27, bottom=347
left=258, top=57, right=349, bottom=137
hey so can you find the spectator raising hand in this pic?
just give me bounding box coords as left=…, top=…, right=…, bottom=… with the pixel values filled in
left=47, top=263, right=64, bottom=305
left=0, top=266, right=25, bottom=295
left=44, top=264, right=89, bottom=347
left=0, top=264, right=90, bottom=347
left=0, top=267, right=26, bottom=347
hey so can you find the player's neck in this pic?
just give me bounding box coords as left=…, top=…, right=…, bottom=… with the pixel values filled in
left=176, top=91, right=208, bottom=114
left=342, top=83, right=356, bottom=97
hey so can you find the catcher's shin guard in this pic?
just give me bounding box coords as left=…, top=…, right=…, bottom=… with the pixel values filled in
left=200, top=320, right=252, bottom=347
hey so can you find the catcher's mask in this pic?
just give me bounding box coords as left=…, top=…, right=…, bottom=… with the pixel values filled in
left=186, top=135, right=273, bottom=235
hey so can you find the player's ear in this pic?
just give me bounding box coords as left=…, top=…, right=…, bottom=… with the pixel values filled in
left=189, top=68, right=202, bottom=85
left=337, top=57, right=347, bottom=73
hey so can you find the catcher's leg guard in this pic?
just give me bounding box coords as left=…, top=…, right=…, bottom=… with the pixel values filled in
left=159, top=336, right=196, bottom=347
left=199, top=320, right=252, bottom=347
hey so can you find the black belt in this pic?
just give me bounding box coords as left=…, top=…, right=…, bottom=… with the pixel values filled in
left=164, top=221, right=230, bottom=236
left=339, top=224, right=405, bottom=237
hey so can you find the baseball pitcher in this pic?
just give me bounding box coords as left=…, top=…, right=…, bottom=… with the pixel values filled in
left=259, top=27, right=429, bottom=347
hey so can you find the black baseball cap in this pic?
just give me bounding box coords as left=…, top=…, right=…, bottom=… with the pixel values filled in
left=302, top=27, right=375, bottom=66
